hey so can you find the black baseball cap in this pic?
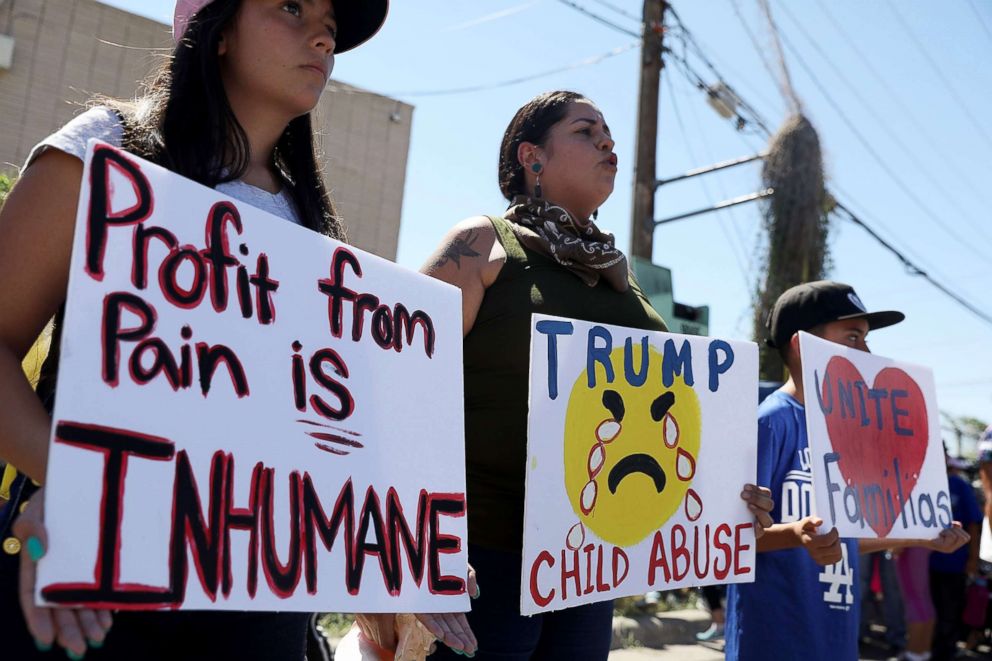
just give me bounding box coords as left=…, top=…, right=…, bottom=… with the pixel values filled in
left=333, top=0, right=390, bottom=53
left=173, top=0, right=389, bottom=54
left=765, top=280, right=905, bottom=348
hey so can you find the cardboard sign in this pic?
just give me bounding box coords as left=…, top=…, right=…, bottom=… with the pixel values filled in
left=521, top=315, right=758, bottom=614
left=800, top=331, right=950, bottom=539
left=37, top=141, right=469, bottom=612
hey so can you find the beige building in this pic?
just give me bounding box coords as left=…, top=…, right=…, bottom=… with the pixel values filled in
left=0, top=0, right=411, bottom=259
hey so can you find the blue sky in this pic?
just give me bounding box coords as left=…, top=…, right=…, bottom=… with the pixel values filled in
left=103, top=0, right=992, bottom=447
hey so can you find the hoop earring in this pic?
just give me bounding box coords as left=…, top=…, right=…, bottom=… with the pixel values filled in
left=531, top=162, right=543, bottom=199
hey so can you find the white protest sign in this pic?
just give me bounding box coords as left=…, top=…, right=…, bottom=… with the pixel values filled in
left=37, top=141, right=469, bottom=612
left=521, top=315, right=758, bottom=615
left=799, top=331, right=950, bottom=539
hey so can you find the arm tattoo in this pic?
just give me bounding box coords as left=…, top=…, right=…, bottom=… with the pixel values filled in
left=435, top=230, right=481, bottom=269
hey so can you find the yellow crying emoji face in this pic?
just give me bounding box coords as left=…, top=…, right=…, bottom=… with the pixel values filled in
left=563, top=344, right=702, bottom=547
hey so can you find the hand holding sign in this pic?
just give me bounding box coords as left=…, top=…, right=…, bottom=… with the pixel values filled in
left=38, top=142, right=469, bottom=613
left=14, top=489, right=113, bottom=657
left=921, top=522, right=971, bottom=554
left=522, top=316, right=759, bottom=614
left=800, top=332, right=951, bottom=539
left=795, top=517, right=843, bottom=566
left=742, top=485, right=774, bottom=539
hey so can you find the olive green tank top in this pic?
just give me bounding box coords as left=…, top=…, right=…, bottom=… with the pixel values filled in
left=464, top=215, right=668, bottom=551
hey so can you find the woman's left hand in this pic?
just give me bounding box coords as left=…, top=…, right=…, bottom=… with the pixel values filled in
left=13, top=487, right=114, bottom=656
left=740, top=484, right=774, bottom=539
left=414, top=564, right=479, bottom=655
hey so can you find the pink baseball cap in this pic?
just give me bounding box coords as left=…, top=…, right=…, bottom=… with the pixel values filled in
left=173, top=0, right=388, bottom=53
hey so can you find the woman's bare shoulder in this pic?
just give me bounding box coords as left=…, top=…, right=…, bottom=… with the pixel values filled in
left=422, top=216, right=505, bottom=275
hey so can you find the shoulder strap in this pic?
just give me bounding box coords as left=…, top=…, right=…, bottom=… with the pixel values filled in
left=485, top=214, right=529, bottom=280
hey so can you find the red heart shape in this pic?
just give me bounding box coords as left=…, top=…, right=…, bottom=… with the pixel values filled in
left=815, top=356, right=928, bottom=536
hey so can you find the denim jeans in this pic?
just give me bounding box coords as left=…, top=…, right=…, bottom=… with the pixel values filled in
left=429, top=544, right=614, bottom=660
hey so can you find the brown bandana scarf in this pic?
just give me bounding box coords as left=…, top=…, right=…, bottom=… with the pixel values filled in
left=504, top=195, right=630, bottom=292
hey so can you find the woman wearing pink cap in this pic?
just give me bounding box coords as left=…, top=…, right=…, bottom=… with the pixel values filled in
left=0, top=1, right=386, bottom=658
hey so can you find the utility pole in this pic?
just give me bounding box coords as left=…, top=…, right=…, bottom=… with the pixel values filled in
left=631, top=0, right=666, bottom=260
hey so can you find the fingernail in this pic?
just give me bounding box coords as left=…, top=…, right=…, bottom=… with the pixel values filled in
left=66, top=649, right=85, bottom=660
left=26, top=536, right=45, bottom=562
left=472, top=586, right=481, bottom=599
left=87, top=638, right=104, bottom=649
left=744, top=484, right=754, bottom=491
left=451, top=650, right=463, bottom=657
left=34, top=639, right=52, bottom=652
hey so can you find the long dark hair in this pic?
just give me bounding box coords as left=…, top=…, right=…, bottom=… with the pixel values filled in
left=104, top=0, right=343, bottom=240
left=497, top=90, right=585, bottom=201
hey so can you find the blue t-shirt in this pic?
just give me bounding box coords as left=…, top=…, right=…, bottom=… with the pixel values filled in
left=726, top=390, right=860, bottom=661
left=930, top=473, right=981, bottom=573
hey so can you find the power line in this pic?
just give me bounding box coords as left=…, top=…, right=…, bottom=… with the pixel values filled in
left=734, top=124, right=978, bottom=328
left=553, top=0, right=641, bottom=38
left=661, top=8, right=992, bottom=331
left=755, top=0, right=801, bottom=113
left=833, top=200, right=992, bottom=328
left=885, top=0, right=992, bottom=153
left=967, top=0, right=992, bottom=43
left=663, top=19, right=773, bottom=135
left=387, top=41, right=638, bottom=97
left=826, top=181, right=955, bottom=283
left=773, top=0, right=992, bottom=248
left=663, top=71, right=751, bottom=282
left=586, top=0, right=641, bottom=23
left=727, top=0, right=784, bottom=105
left=670, top=8, right=990, bottom=274
left=667, top=12, right=957, bottom=282
left=666, top=6, right=775, bottom=135
left=671, top=10, right=783, bottom=118
left=671, top=70, right=762, bottom=287
left=672, top=69, right=769, bottom=338
left=810, top=0, right=992, bottom=209
left=773, top=24, right=990, bottom=264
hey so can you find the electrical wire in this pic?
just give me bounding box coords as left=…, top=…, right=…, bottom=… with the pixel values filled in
left=663, top=72, right=751, bottom=282
left=670, top=8, right=982, bottom=268
left=670, top=15, right=783, bottom=118
left=773, top=0, right=992, bottom=248
left=832, top=200, right=992, bottom=328
left=553, top=0, right=641, bottom=38
left=386, top=41, right=638, bottom=97
left=773, top=25, right=989, bottom=264
left=677, top=75, right=758, bottom=268
left=826, top=181, right=952, bottom=282
left=665, top=6, right=774, bottom=135
left=810, top=0, right=992, bottom=208
left=664, top=35, right=772, bottom=136
left=667, top=10, right=952, bottom=283
left=755, top=0, right=801, bottom=112
left=885, top=0, right=992, bottom=153
left=727, top=0, right=782, bottom=100
left=662, top=6, right=992, bottom=331
left=966, top=0, right=992, bottom=42
left=672, top=71, right=769, bottom=337
left=587, top=0, right=642, bottom=23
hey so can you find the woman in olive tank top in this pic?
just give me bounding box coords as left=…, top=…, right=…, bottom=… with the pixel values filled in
left=416, top=91, right=775, bottom=660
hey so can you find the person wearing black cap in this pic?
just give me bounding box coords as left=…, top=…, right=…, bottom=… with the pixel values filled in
left=0, top=1, right=390, bottom=659
left=724, top=281, right=970, bottom=661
